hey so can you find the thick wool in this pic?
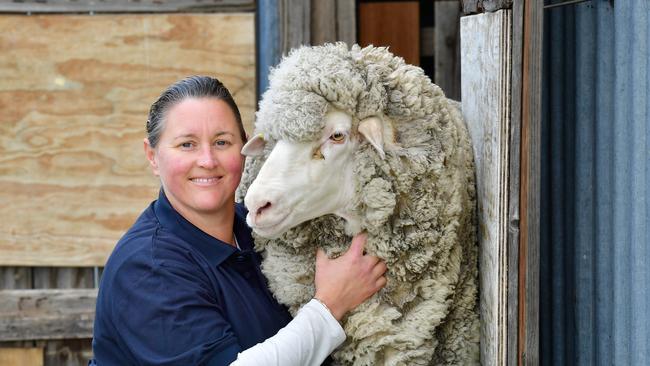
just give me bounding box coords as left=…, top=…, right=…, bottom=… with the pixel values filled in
left=237, top=43, right=479, bottom=365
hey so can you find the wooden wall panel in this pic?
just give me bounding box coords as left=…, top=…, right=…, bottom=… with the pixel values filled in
left=0, top=14, right=255, bottom=266
left=0, top=289, right=97, bottom=341
left=0, top=348, right=44, bottom=366
left=460, top=10, right=511, bottom=366
left=358, top=1, right=420, bottom=66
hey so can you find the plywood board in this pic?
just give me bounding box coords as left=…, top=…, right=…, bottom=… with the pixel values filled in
left=0, top=347, right=44, bottom=366
left=460, top=10, right=511, bottom=366
left=358, top=1, right=420, bottom=66
left=0, top=13, right=255, bottom=266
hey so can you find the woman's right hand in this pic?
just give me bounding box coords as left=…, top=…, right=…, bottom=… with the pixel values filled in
left=313, top=233, right=387, bottom=321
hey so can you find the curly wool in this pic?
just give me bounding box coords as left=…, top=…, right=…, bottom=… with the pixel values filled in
left=237, top=43, right=479, bottom=365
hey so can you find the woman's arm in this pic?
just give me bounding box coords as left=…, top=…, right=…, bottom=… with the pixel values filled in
left=229, top=299, right=344, bottom=366
left=228, top=234, right=386, bottom=366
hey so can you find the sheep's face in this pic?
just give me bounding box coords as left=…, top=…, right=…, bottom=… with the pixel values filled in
left=242, top=108, right=361, bottom=238
left=242, top=106, right=392, bottom=238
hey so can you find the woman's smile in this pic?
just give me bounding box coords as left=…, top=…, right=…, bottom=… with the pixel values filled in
left=190, top=176, right=223, bottom=185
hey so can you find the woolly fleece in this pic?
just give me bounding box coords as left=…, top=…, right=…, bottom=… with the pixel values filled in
left=236, top=43, right=479, bottom=366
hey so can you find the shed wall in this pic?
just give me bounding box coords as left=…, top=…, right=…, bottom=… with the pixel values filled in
left=541, top=1, right=650, bottom=364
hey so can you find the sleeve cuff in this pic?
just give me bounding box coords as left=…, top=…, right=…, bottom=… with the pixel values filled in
left=304, top=299, right=346, bottom=345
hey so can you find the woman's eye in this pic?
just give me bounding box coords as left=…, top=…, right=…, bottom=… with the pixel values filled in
left=330, top=132, right=345, bottom=142
left=215, top=140, right=230, bottom=147
left=180, top=142, right=194, bottom=149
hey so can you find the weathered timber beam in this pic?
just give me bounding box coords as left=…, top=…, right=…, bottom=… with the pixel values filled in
left=0, top=289, right=97, bottom=341
left=461, top=0, right=513, bottom=15
left=0, top=0, right=254, bottom=13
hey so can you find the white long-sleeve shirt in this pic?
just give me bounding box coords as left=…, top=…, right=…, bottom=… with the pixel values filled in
left=231, top=299, right=346, bottom=366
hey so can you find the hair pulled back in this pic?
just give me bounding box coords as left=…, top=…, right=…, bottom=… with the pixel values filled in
left=146, top=76, right=246, bottom=147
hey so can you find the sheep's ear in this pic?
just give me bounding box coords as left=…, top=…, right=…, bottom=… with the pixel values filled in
left=241, top=133, right=266, bottom=156
left=358, top=116, right=386, bottom=159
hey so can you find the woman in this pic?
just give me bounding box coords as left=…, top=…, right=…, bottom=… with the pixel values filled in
left=91, top=76, right=386, bottom=365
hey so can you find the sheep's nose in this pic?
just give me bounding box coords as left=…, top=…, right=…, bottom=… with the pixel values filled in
left=256, top=201, right=272, bottom=216
left=245, top=193, right=274, bottom=221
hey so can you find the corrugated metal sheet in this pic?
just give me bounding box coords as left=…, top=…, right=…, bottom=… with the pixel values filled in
left=541, top=0, right=649, bottom=365
left=256, top=0, right=282, bottom=100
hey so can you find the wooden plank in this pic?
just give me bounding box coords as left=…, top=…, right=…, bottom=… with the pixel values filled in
left=518, top=0, right=542, bottom=364
left=31, top=267, right=95, bottom=366
left=0, top=267, right=35, bottom=349
left=0, top=289, right=97, bottom=341
left=279, top=0, right=310, bottom=54
left=460, top=9, right=511, bottom=366
left=434, top=1, right=461, bottom=100
left=0, top=348, right=44, bottom=366
left=0, top=0, right=254, bottom=13
left=311, top=0, right=336, bottom=45
left=310, top=0, right=357, bottom=47
left=507, top=0, right=523, bottom=364
left=336, top=0, right=356, bottom=45
left=0, top=13, right=255, bottom=266
left=358, top=1, right=420, bottom=66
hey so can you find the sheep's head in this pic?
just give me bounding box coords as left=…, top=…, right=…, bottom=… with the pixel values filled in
left=238, top=42, right=442, bottom=239
left=242, top=107, right=393, bottom=239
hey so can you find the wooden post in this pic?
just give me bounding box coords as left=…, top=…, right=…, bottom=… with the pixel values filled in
left=461, top=10, right=512, bottom=365
left=460, top=0, right=542, bottom=365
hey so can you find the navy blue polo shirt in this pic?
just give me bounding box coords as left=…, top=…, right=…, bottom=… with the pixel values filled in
left=91, top=190, right=292, bottom=365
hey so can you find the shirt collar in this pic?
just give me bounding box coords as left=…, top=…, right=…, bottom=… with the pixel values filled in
left=153, top=189, right=253, bottom=266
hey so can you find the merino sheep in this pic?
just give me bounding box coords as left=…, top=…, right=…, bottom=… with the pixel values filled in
left=236, top=43, right=479, bottom=365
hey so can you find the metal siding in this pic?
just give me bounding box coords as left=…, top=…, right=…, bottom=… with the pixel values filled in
left=541, top=0, right=650, bottom=365
left=256, top=0, right=282, bottom=100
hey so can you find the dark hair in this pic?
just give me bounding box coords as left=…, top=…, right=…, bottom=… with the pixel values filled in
left=146, top=75, right=247, bottom=148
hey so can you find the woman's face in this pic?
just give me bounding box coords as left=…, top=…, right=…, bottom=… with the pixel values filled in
left=145, top=97, right=244, bottom=220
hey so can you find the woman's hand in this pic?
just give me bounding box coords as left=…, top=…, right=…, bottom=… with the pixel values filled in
left=313, top=233, right=387, bottom=321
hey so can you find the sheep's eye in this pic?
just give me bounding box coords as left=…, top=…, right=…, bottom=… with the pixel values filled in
left=330, top=132, right=345, bottom=143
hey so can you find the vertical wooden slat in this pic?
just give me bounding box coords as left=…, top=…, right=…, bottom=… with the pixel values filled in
left=434, top=1, right=461, bottom=100
left=336, top=0, right=356, bottom=45
left=518, top=0, right=542, bottom=364
left=36, top=339, right=92, bottom=366
left=460, top=9, right=512, bottom=366
left=508, top=0, right=523, bottom=364
left=311, top=0, right=336, bottom=45
left=0, top=268, right=32, bottom=289
left=33, top=268, right=94, bottom=290
left=280, top=0, right=310, bottom=54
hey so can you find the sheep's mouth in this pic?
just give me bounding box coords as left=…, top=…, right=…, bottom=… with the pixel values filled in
left=247, top=210, right=292, bottom=239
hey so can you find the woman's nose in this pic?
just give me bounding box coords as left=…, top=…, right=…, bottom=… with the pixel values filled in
left=197, top=147, right=218, bottom=168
